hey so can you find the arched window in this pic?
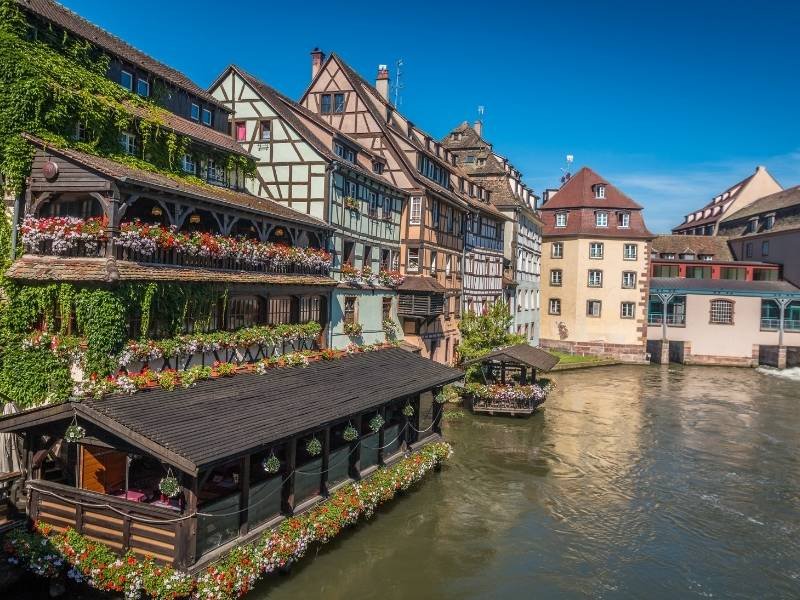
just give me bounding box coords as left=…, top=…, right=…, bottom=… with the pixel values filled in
left=709, top=299, right=734, bottom=325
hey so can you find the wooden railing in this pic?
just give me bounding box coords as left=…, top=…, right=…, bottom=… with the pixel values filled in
left=398, top=293, right=445, bottom=318
left=28, top=480, right=188, bottom=567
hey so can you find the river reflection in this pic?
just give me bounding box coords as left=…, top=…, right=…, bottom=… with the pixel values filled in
left=249, top=365, right=799, bottom=600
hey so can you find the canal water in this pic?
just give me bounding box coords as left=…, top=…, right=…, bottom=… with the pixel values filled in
left=253, top=365, right=800, bottom=600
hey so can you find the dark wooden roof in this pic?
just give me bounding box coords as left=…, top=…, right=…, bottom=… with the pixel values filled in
left=462, top=344, right=559, bottom=371
left=24, top=135, right=330, bottom=230
left=397, top=276, right=447, bottom=293
left=0, top=348, right=463, bottom=473
left=17, top=0, right=226, bottom=109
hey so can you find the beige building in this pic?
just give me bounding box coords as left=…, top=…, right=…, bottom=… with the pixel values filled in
left=539, top=167, right=653, bottom=362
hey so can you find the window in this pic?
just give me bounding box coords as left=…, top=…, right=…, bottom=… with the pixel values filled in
left=119, top=132, right=137, bottom=155
left=334, top=93, right=345, bottom=113
left=267, top=297, right=291, bottom=325
left=586, top=300, right=602, bottom=317
left=753, top=268, right=778, bottom=281
left=120, top=70, right=133, bottom=91
left=228, top=296, right=263, bottom=329
left=588, top=270, right=603, bottom=287
left=551, top=242, right=563, bottom=259
left=709, top=299, right=734, bottom=325
left=548, top=298, right=561, bottom=315
left=589, top=242, right=604, bottom=259
left=74, top=122, right=89, bottom=142
left=699, top=254, right=713, bottom=261
left=745, top=218, right=758, bottom=234
left=206, top=158, right=226, bottom=185
left=745, top=242, right=753, bottom=258
left=362, top=245, right=372, bottom=269
left=409, top=197, right=422, bottom=225
left=342, top=240, right=355, bottom=265
left=431, top=199, right=440, bottom=228
left=201, top=109, right=212, bottom=126
left=334, top=143, right=356, bottom=162
left=391, top=250, right=400, bottom=271
left=595, top=212, right=608, bottom=227
left=181, top=154, right=196, bottom=174
left=320, top=94, right=332, bottom=113
left=721, top=267, right=746, bottom=280
left=686, top=265, right=711, bottom=279
left=430, top=251, right=437, bottom=274
left=259, top=120, right=271, bottom=142
left=555, top=212, right=567, bottom=227
left=594, top=184, right=606, bottom=199
left=235, top=121, right=246, bottom=141
left=618, top=212, right=630, bottom=228
left=382, top=195, right=392, bottom=220
left=134, top=77, right=150, bottom=97
left=653, top=264, right=679, bottom=278
left=620, top=302, right=635, bottom=319
left=343, top=296, right=357, bottom=325
left=765, top=215, right=775, bottom=230
left=382, top=297, right=392, bottom=320
left=761, top=241, right=769, bottom=257
left=550, top=269, right=562, bottom=286
left=368, top=191, right=379, bottom=217
left=623, top=244, right=638, bottom=260
left=299, top=296, right=321, bottom=323
left=191, top=103, right=200, bottom=121
left=380, top=248, right=390, bottom=270
left=416, top=155, right=450, bottom=189
left=373, top=161, right=384, bottom=174
left=619, top=271, right=636, bottom=289
left=445, top=255, right=452, bottom=276
left=407, top=248, right=420, bottom=272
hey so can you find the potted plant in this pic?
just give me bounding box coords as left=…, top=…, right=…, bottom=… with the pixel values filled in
left=306, top=437, right=322, bottom=456
left=158, top=471, right=181, bottom=499
left=343, top=322, right=363, bottom=337
left=342, top=423, right=359, bottom=442
left=368, top=414, right=385, bottom=432
left=64, top=420, right=85, bottom=443
left=262, top=453, right=281, bottom=474
left=343, top=196, right=359, bottom=212
left=402, top=404, right=414, bottom=417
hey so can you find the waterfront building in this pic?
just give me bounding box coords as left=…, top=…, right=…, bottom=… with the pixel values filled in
left=718, top=186, right=800, bottom=287
left=442, top=121, right=543, bottom=344
left=539, top=167, right=653, bottom=362
left=208, top=65, right=406, bottom=349
left=299, top=52, right=507, bottom=364
left=671, top=165, right=782, bottom=235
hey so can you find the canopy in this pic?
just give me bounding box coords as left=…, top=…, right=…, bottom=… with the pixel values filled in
left=462, top=344, right=559, bottom=372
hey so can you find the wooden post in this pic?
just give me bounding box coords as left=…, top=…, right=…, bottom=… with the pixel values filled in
left=349, top=415, right=362, bottom=480
left=321, top=427, right=330, bottom=496
left=239, top=454, right=250, bottom=535
left=500, top=361, right=506, bottom=384
left=377, top=406, right=386, bottom=465
left=520, top=366, right=527, bottom=385
left=433, top=392, right=443, bottom=436
left=183, top=476, right=199, bottom=569
left=281, top=438, right=297, bottom=515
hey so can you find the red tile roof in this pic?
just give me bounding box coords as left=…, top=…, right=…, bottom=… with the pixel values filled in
left=540, top=167, right=643, bottom=210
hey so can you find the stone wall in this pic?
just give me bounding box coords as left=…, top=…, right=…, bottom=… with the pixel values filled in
left=540, top=338, right=649, bottom=363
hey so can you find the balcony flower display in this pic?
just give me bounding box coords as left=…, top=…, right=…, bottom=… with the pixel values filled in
left=378, top=269, right=404, bottom=287
left=20, top=216, right=106, bottom=255
left=343, top=322, right=363, bottom=337
left=464, top=382, right=554, bottom=405
left=344, top=196, right=360, bottom=211
left=340, top=264, right=404, bottom=287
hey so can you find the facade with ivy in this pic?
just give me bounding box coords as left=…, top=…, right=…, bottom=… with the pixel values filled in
left=209, top=66, right=407, bottom=350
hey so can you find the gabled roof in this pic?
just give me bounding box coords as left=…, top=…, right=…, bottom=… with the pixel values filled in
left=24, top=134, right=330, bottom=230
left=461, top=344, right=559, bottom=371
left=397, top=276, right=447, bottom=293
left=540, top=167, right=643, bottom=210
left=651, top=235, right=734, bottom=261
left=17, top=0, right=226, bottom=110
left=443, top=121, right=492, bottom=151
left=721, top=185, right=800, bottom=222
left=0, top=348, right=464, bottom=473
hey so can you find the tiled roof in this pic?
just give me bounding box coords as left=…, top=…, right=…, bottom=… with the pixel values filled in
left=650, top=277, right=800, bottom=296
left=17, top=0, right=226, bottom=109
left=461, top=344, right=559, bottom=371
left=651, top=235, right=734, bottom=260
left=442, top=121, right=491, bottom=151
left=397, top=276, right=447, bottom=293
left=6, top=256, right=337, bottom=286
left=540, top=167, right=643, bottom=210
left=721, top=185, right=800, bottom=223
left=23, top=134, right=330, bottom=230
left=540, top=208, right=653, bottom=239
left=125, top=103, right=246, bottom=156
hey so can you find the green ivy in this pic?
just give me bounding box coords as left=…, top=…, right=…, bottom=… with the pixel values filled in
left=74, top=289, right=127, bottom=376
left=0, top=342, right=73, bottom=407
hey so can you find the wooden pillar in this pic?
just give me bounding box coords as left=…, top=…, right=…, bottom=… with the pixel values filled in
left=349, top=415, right=362, bottom=480
left=377, top=406, right=386, bottom=465
left=520, top=366, right=527, bottom=385
left=183, top=476, right=199, bottom=569
left=281, top=438, right=297, bottom=515
left=433, top=390, right=443, bottom=436
left=321, top=427, right=330, bottom=496
left=239, top=454, right=251, bottom=535
left=500, top=361, right=506, bottom=384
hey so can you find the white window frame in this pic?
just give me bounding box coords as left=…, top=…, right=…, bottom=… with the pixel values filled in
left=550, top=269, right=562, bottom=286
left=595, top=185, right=606, bottom=199
left=407, top=248, right=420, bottom=272
left=551, top=242, right=563, bottom=259
left=181, top=154, right=196, bottom=174
left=587, top=300, right=602, bottom=317
left=119, top=131, right=137, bottom=155
left=624, top=244, right=638, bottom=260
left=190, top=103, right=200, bottom=121
left=136, top=78, right=150, bottom=97
left=120, top=70, right=133, bottom=91
left=595, top=212, right=608, bottom=227
left=409, top=197, right=422, bottom=225
left=620, top=302, right=635, bottom=319
left=588, top=270, right=603, bottom=287
left=201, top=108, right=212, bottom=126
left=548, top=298, right=561, bottom=315
left=619, top=212, right=630, bottom=228
left=622, top=271, right=637, bottom=289
left=589, top=242, right=604, bottom=259
left=555, top=212, right=567, bottom=228
left=709, top=299, right=734, bottom=324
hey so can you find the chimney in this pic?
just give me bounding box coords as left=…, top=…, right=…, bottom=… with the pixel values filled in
left=376, top=64, right=389, bottom=101
left=310, top=48, right=325, bottom=80
left=473, top=120, right=483, bottom=137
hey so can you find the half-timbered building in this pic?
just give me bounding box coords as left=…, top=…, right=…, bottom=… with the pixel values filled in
left=209, top=66, right=406, bottom=349
left=444, top=121, right=542, bottom=342
left=299, top=52, right=506, bottom=364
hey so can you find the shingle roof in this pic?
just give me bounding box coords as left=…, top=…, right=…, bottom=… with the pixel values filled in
left=649, top=277, right=800, bottom=295
left=80, top=348, right=461, bottom=469
left=462, top=344, right=559, bottom=371
left=672, top=170, right=757, bottom=233
left=17, top=0, right=226, bottom=109
left=541, top=167, right=643, bottom=210
left=24, top=134, right=330, bottom=230
left=397, top=276, right=447, bottom=293
left=721, top=185, right=800, bottom=222
left=5, top=256, right=337, bottom=286
left=651, top=235, right=734, bottom=260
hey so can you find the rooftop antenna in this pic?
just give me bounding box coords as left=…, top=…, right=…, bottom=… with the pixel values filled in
left=560, top=154, right=574, bottom=185
left=393, top=59, right=404, bottom=107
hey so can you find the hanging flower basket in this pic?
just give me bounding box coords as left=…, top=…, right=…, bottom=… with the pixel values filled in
left=158, top=474, right=181, bottom=498
left=342, top=424, right=359, bottom=442
left=262, top=454, right=281, bottom=474
left=343, top=322, right=363, bottom=337
left=344, top=196, right=360, bottom=211
left=402, top=404, right=414, bottom=417
left=368, top=414, right=385, bottom=433
left=64, top=423, right=85, bottom=443
left=306, top=437, right=322, bottom=456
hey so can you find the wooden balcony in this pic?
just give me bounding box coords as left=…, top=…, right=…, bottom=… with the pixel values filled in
left=397, top=293, right=445, bottom=319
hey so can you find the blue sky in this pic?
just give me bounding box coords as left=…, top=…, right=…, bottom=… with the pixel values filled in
left=64, top=0, right=800, bottom=232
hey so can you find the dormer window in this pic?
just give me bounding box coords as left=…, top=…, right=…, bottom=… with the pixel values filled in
left=555, top=212, right=567, bottom=228
left=372, top=161, right=384, bottom=174
left=136, top=78, right=150, bottom=97
left=746, top=217, right=758, bottom=234
left=764, top=214, right=775, bottom=230
left=119, top=132, right=137, bottom=155
left=334, top=143, right=356, bottom=163
left=120, top=70, right=133, bottom=91
left=594, top=184, right=606, bottom=199
left=595, top=211, right=608, bottom=227
left=201, top=109, right=212, bottom=126
left=477, top=158, right=486, bottom=166
left=618, top=212, right=630, bottom=228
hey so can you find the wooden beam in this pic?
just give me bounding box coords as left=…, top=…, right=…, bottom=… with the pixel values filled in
left=281, top=438, right=297, bottom=515
left=349, top=415, right=362, bottom=481
left=239, top=454, right=250, bottom=535
left=320, top=427, right=330, bottom=497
